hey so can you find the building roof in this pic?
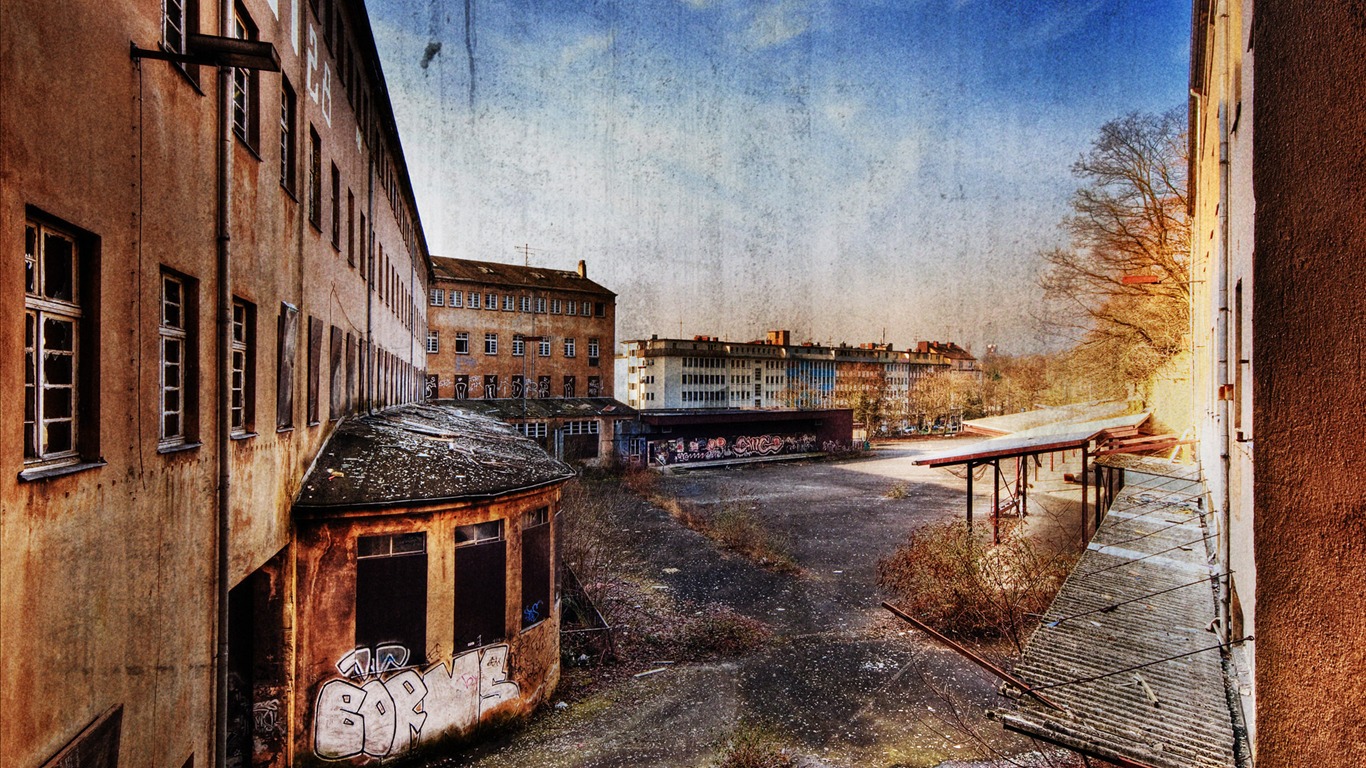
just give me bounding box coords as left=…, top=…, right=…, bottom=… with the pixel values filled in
left=430, top=256, right=616, bottom=297
left=998, top=460, right=1237, bottom=768
left=438, top=397, right=635, bottom=422
left=294, top=404, right=574, bottom=511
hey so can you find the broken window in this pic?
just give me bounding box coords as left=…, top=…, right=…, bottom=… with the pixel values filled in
left=279, top=77, right=297, bottom=192
left=306, top=316, right=322, bottom=424
left=276, top=303, right=298, bottom=430
left=521, top=508, right=552, bottom=629
left=308, top=127, right=322, bottom=230
left=454, top=331, right=469, bottom=355
left=329, top=326, right=343, bottom=420
left=454, top=521, right=506, bottom=650
left=356, top=533, right=427, bottom=666
left=330, top=163, right=340, bottom=249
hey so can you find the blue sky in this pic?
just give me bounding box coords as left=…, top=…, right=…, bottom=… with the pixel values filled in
left=369, top=0, right=1190, bottom=353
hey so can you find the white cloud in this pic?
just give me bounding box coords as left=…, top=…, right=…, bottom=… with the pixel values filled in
left=741, top=0, right=813, bottom=50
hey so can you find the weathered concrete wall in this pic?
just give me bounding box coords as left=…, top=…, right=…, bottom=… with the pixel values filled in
left=293, top=486, right=563, bottom=765
left=1252, top=3, right=1366, bottom=764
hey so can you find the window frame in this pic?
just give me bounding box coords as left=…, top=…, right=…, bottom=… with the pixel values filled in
left=484, top=332, right=498, bottom=356
left=511, top=334, right=525, bottom=357
left=307, top=126, right=322, bottom=231
left=279, top=77, right=297, bottom=193
left=230, top=298, right=256, bottom=437
left=230, top=5, right=261, bottom=150
left=538, top=337, right=551, bottom=358
left=454, top=331, right=469, bottom=355
left=426, top=330, right=439, bottom=354
left=158, top=270, right=199, bottom=450
left=563, top=337, right=576, bottom=358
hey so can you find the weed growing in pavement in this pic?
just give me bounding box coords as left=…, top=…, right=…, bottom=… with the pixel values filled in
left=709, top=505, right=799, bottom=573
left=884, top=481, right=909, bottom=499
left=714, top=726, right=796, bottom=768
left=877, top=520, right=1076, bottom=655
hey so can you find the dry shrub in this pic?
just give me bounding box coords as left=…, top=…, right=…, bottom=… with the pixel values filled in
left=707, top=505, right=798, bottom=573
left=676, top=603, right=772, bottom=659
left=877, top=521, right=1075, bottom=654
left=884, top=482, right=909, bottom=499
left=716, top=727, right=796, bottom=768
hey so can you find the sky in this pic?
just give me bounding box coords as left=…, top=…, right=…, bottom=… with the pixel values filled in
left=367, top=0, right=1191, bottom=355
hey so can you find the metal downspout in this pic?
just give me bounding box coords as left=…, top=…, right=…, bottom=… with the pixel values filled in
left=365, top=155, right=375, bottom=413
left=213, top=3, right=234, bottom=764
left=1217, top=96, right=1233, bottom=648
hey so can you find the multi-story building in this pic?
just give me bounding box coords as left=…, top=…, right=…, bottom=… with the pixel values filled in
left=425, top=257, right=616, bottom=402
left=0, top=2, right=557, bottom=767
left=620, top=331, right=965, bottom=418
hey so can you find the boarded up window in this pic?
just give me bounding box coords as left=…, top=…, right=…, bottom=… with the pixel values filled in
left=306, top=316, right=322, bottom=424
left=356, top=533, right=427, bottom=666
left=454, top=521, right=506, bottom=650
left=329, top=325, right=343, bottom=420
left=276, top=303, right=298, bottom=429
left=346, top=332, right=356, bottom=412
left=563, top=376, right=576, bottom=398
left=521, top=509, right=551, bottom=629
left=453, top=374, right=469, bottom=399
left=40, top=705, right=122, bottom=768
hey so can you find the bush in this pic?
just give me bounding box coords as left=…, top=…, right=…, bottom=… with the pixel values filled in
left=715, top=727, right=796, bottom=768
left=877, top=521, right=1075, bottom=653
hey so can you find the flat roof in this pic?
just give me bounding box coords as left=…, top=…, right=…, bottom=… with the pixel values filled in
left=914, top=412, right=1150, bottom=467
left=436, top=397, right=635, bottom=422
left=998, top=463, right=1237, bottom=768
left=963, top=400, right=1135, bottom=437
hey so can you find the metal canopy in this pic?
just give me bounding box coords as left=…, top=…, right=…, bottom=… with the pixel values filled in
left=913, top=412, right=1151, bottom=468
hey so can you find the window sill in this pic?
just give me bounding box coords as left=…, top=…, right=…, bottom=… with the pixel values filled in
left=276, top=426, right=295, bottom=434
left=157, top=441, right=203, bottom=455
left=231, top=431, right=259, bottom=441
left=19, top=459, right=107, bottom=483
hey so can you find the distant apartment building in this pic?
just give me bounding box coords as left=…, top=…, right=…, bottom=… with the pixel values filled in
left=620, top=331, right=972, bottom=420
left=426, top=257, right=616, bottom=401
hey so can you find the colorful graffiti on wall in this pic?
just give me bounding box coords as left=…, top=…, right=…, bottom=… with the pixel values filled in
left=313, top=643, right=520, bottom=762
left=649, top=433, right=819, bottom=466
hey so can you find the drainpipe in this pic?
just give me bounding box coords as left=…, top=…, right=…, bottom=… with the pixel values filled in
left=213, top=3, right=234, bottom=765
left=365, top=155, right=374, bottom=413
left=1216, top=94, right=1233, bottom=647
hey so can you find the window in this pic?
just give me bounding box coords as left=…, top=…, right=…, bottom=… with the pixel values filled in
left=429, top=288, right=444, bottom=306
left=588, top=338, right=600, bottom=363
left=356, top=533, right=427, bottom=666
left=159, top=272, right=198, bottom=448
left=564, top=420, right=599, bottom=435
left=306, top=315, right=322, bottom=424
left=503, top=295, right=514, bottom=311
left=511, top=335, right=525, bottom=357
left=276, top=303, right=298, bottom=430
left=537, top=375, right=551, bottom=398
left=23, top=218, right=98, bottom=468
left=594, top=301, right=606, bottom=317
left=566, top=300, right=576, bottom=316
left=538, top=337, right=551, bottom=357
left=534, top=297, right=546, bottom=314
left=468, top=292, right=480, bottom=310
left=455, top=521, right=506, bottom=650
left=454, top=331, right=469, bottom=355
left=521, top=508, right=551, bottom=629
left=426, top=330, right=438, bottom=354
left=485, top=293, right=497, bottom=311
left=346, top=190, right=355, bottom=265
left=308, top=127, right=322, bottom=230
left=450, top=289, right=463, bottom=308
left=563, top=338, right=576, bottom=358
left=329, top=326, right=343, bottom=420
left=484, top=332, right=498, bottom=355
left=230, top=299, right=255, bottom=435
left=452, top=374, right=469, bottom=399
left=230, top=6, right=259, bottom=148
left=510, top=374, right=526, bottom=397
left=551, top=299, right=562, bottom=314
left=279, top=78, right=297, bottom=192
left=330, top=163, right=340, bottom=248
left=563, top=376, right=576, bottom=398
left=516, top=422, right=547, bottom=438
left=519, top=296, right=530, bottom=312
left=163, top=0, right=200, bottom=81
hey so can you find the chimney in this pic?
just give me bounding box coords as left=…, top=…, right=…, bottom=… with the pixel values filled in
left=576, top=260, right=587, bottom=278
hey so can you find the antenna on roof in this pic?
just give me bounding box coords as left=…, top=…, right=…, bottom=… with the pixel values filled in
left=514, top=243, right=542, bottom=267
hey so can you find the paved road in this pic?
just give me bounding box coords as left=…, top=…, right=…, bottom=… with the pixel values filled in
left=450, top=439, right=1083, bottom=768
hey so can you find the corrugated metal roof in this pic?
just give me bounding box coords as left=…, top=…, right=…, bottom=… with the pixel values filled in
left=914, top=412, right=1150, bottom=467
left=294, top=403, right=574, bottom=511
left=998, top=464, right=1236, bottom=768
left=431, top=256, right=616, bottom=297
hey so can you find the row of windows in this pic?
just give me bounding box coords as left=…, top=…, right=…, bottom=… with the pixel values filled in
left=426, top=333, right=599, bottom=361
left=681, top=374, right=724, bottom=385
left=444, top=374, right=603, bottom=399
left=355, top=510, right=552, bottom=662
left=430, top=288, right=607, bottom=319
left=681, top=390, right=726, bottom=403
left=22, top=214, right=420, bottom=473
left=681, top=357, right=724, bottom=369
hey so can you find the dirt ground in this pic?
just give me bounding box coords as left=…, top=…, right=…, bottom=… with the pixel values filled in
left=440, top=438, right=1093, bottom=768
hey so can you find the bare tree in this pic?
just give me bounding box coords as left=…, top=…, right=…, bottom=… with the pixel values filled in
left=1040, top=108, right=1189, bottom=392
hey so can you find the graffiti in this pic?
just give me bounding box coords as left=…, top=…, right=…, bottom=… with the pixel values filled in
left=650, top=433, right=819, bottom=466
left=314, top=644, right=520, bottom=762
left=424, top=375, right=438, bottom=399
left=522, top=600, right=545, bottom=625
left=252, top=699, right=284, bottom=739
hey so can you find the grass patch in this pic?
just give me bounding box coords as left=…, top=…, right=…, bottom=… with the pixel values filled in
left=884, top=482, right=909, bottom=499
left=715, top=726, right=796, bottom=768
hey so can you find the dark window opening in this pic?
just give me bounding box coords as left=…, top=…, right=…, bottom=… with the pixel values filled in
left=356, top=533, right=428, bottom=667
left=454, top=521, right=506, bottom=650
left=521, top=508, right=551, bottom=629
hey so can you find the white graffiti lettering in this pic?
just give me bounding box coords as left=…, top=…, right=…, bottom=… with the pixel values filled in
left=314, top=644, right=520, bottom=762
